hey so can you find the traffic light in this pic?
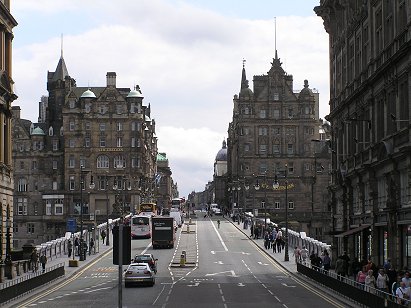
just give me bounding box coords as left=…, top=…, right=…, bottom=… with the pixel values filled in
left=112, top=225, right=131, bottom=265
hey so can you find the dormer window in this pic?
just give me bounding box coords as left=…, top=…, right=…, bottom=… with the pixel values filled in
left=48, top=126, right=54, bottom=136
left=69, top=100, right=75, bottom=109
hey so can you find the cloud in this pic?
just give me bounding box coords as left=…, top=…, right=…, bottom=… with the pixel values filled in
left=12, top=1, right=329, bottom=197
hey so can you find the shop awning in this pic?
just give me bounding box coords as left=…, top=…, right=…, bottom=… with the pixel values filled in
left=334, top=224, right=371, bottom=238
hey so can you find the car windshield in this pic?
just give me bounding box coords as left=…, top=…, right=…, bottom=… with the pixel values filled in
left=135, top=255, right=151, bottom=261
left=130, top=265, right=147, bottom=270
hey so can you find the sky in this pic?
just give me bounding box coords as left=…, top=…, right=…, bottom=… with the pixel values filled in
left=11, top=0, right=329, bottom=199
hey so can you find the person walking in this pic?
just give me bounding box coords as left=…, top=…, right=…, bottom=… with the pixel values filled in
left=365, top=269, right=376, bottom=293
left=67, top=239, right=73, bottom=258
left=376, top=268, right=389, bottom=295
left=39, top=253, right=47, bottom=273
left=300, top=246, right=309, bottom=264
left=74, top=236, right=80, bottom=256
left=293, top=246, right=301, bottom=264
left=322, top=251, right=331, bottom=273
left=30, top=249, right=39, bottom=272
left=89, top=238, right=95, bottom=255
left=356, top=266, right=367, bottom=289
left=101, top=229, right=106, bottom=244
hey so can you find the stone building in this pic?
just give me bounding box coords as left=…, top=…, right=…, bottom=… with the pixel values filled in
left=213, top=140, right=228, bottom=210
left=0, top=0, right=17, bottom=260
left=12, top=55, right=159, bottom=248
left=156, top=152, right=173, bottom=213
left=315, top=1, right=411, bottom=267
left=227, top=55, right=331, bottom=241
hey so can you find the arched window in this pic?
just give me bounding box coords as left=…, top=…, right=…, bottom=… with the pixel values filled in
left=114, top=155, right=125, bottom=168
left=49, top=126, right=54, bottom=136
left=17, top=178, right=28, bottom=192
left=96, top=155, right=110, bottom=169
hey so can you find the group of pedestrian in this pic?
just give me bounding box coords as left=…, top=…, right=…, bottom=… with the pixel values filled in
left=67, top=236, right=95, bottom=258
left=30, top=249, right=47, bottom=273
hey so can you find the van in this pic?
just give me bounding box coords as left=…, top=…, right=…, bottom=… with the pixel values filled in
left=169, top=211, right=182, bottom=227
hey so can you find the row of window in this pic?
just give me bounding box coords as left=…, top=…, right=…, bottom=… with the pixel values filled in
left=68, top=120, right=142, bottom=132
left=69, top=101, right=142, bottom=115
left=241, top=106, right=315, bottom=118
left=260, top=200, right=295, bottom=210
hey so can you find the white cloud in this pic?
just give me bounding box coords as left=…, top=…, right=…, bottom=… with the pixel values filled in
left=12, top=1, right=329, bottom=197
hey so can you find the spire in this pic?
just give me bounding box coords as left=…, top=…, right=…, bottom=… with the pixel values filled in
left=52, top=55, right=69, bottom=82
left=240, top=58, right=247, bottom=90
left=222, top=139, right=227, bottom=149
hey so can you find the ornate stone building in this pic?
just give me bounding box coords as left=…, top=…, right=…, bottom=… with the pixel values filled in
left=316, top=1, right=411, bottom=267
left=12, top=56, right=159, bottom=247
left=213, top=140, right=228, bottom=209
left=227, top=55, right=331, bottom=241
left=0, top=0, right=17, bottom=260
left=156, top=152, right=174, bottom=213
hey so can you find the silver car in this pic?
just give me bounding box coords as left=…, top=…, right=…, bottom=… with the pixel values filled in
left=124, top=263, right=155, bottom=287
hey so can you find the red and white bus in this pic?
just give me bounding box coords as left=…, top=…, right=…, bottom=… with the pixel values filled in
left=130, top=214, right=152, bottom=239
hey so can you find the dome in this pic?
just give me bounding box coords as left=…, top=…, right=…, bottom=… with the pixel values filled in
left=299, top=79, right=313, bottom=96
left=80, top=89, right=96, bottom=98
left=215, top=140, right=227, bottom=161
left=31, top=127, right=46, bottom=136
left=127, top=89, right=144, bottom=98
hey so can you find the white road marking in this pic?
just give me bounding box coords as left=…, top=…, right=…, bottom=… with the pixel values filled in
left=238, top=283, right=245, bottom=287
left=281, top=283, right=296, bottom=288
left=141, top=241, right=152, bottom=254
left=211, top=221, right=228, bottom=251
left=257, top=261, right=269, bottom=265
left=214, top=261, right=224, bottom=264
left=205, top=270, right=237, bottom=277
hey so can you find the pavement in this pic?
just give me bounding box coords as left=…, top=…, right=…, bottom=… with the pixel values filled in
left=0, top=238, right=113, bottom=306
left=226, top=216, right=361, bottom=308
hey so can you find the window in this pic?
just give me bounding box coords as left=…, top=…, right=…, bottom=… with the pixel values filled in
left=259, top=109, right=267, bottom=119
left=274, top=201, right=280, bottom=209
left=99, top=105, right=106, bottom=114
left=304, top=163, right=310, bottom=171
left=131, top=137, right=136, bottom=147
left=244, top=107, right=250, bottom=115
left=288, top=108, right=293, bottom=118
left=97, top=155, right=110, bottom=168
left=27, top=223, right=34, bottom=234
left=116, top=104, right=123, bottom=114
left=273, top=127, right=280, bottom=135
left=99, top=123, right=106, bottom=131
left=85, top=104, right=91, bottom=113
left=53, top=140, right=58, bottom=151
left=69, top=139, right=75, bottom=148
left=130, top=103, right=136, bottom=114
left=259, top=163, right=267, bottom=174
left=273, top=144, right=280, bottom=154
left=17, top=178, right=28, bottom=192
left=17, top=198, right=28, bottom=215
left=114, top=155, right=126, bottom=168
left=55, top=199, right=63, bottom=215
left=46, top=200, right=52, bottom=215
left=273, top=109, right=280, bottom=119
left=244, top=128, right=250, bottom=135
left=49, top=126, right=54, bottom=136
left=100, top=136, right=106, bottom=147
left=288, top=162, right=294, bottom=174
left=258, top=127, right=268, bottom=136
left=131, top=121, right=140, bottom=131
left=273, top=93, right=279, bottom=101
left=288, top=201, right=294, bottom=210
left=117, top=137, right=123, bottom=147
left=32, top=160, right=37, bottom=170
left=69, top=176, right=75, bottom=190
left=287, top=144, right=294, bottom=154
left=259, top=144, right=267, bottom=153
left=85, top=122, right=91, bottom=130
left=69, top=156, right=75, bottom=168
left=85, top=137, right=90, bottom=148
left=117, top=122, right=123, bottom=131
left=132, top=157, right=140, bottom=168
left=53, top=181, right=58, bottom=190
left=69, top=121, right=75, bottom=131
left=69, top=100, right=75, bottom=109
left=244, top=144, right=250, bottom=152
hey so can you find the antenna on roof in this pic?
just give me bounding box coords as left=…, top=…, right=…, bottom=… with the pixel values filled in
left=274, top=17, right=278, bottom=58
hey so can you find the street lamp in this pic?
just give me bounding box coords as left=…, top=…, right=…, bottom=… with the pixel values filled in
left=79, top=165, right=85, bottom=261
left=273, top=165, right=289, bottom=262
left=254, top=172, right=276, bottom=231
left=105, top=174, right=110, bottom=246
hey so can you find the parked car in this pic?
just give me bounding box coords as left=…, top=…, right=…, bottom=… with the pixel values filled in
left=124, top=263, right=155, bottom=287
left=214, top=208, right=222, bottom=215
left=133, top=253, right=158, bottom=274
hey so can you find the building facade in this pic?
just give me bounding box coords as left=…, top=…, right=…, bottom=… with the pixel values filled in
left=12, top=56, right=160, bottom=248
left=213, top=140, right=228, bottom=209
left=156, top=152, right=173, bottom=213
left=0, top=0, right=17, bottom=261
left=227, top=55, right=331, bottom=241
left=316, top=0, right=411, bottom=267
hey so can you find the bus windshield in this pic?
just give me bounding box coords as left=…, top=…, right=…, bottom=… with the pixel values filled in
left=132, top=216, right=150, bottom=226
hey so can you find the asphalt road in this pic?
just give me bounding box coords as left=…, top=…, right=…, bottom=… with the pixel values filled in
left=12, top=215, right=343, bottom=308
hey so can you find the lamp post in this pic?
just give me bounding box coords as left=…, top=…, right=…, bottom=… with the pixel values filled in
left=254, top=172, right=274, bottom=231
left=273, top=166, right=289, bottom=262
left=79, top=165, right=85, bottom=261
left=105, top=174, right=110, bottom=246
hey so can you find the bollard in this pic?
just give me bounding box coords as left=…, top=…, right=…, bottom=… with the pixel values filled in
left=182, top=250, right=187, bottom=263
left=187, top=223, right=190, bottom=233
left=189, top=218, right=192, bottom=224
left=180, top=254, right=186, bottom=267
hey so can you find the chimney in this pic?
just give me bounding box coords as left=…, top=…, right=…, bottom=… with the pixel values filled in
left=11, top=106, right=20, bottom=119
left=106, top=72, right=116, bottom=87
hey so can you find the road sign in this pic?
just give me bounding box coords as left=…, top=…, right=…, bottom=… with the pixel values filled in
left=67, top=218, right=77, bottom=233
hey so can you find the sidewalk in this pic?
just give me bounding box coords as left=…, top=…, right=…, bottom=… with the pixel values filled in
left=227, top=218, right=360, bottom=308
left=0, top=238, right=112, bottom=302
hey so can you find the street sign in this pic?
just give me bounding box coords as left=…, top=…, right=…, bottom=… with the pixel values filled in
left=66, top=218, right=77, bottom=233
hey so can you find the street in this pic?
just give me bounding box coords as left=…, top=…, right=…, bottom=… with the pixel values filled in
left=13, top=216, right=342, bottom=308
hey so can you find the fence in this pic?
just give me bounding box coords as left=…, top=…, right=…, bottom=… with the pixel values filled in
left=297, top=262, right=404, bottom=308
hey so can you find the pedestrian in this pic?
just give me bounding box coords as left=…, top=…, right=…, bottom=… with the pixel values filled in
left=351, top=257, right=361, bottom=280
left=30, top=249, right=39, bottom=272
left=276, top=231, right=282, bottom=253
left=365, top=269, right=376, bottom=293
left=83, top=241, right=88, bottom=258
left=300, top=246, right=309, bottom=265
left=322, top=251, right=331, bottom=272
left=402, top=271, right=411, bottom=288
left=250, top=224, right=254, bottom=238
left=376, top=268, right=389, bottom=294
left=387, top=264, right=398, bottom=295
left=67, top=239, right=73, bottom=258
left=89, top=238, right=95, bottom=255
left=396, top=281, right=411, bottom=305
left=335, top=256, right=346, bottom=280
left=101, top=229, right=106, bottom=244
left=39, top=253, right=47, bottom=273
left=74, top=236, right=80, bottom=256
left=356, top=266, right=367, bottom=289
left=293, top=246, right=301, bottom=264
left=341, top=251, right=351, bottom=277
left=264, top=231, right=270, bottom=250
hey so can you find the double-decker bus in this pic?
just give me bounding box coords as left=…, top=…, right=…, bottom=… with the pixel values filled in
left=138, top=202, right=157, bottom=215
left=171, top=198, right=185, bottom=211
left=130, top=214, right=152, bottom=239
